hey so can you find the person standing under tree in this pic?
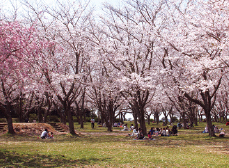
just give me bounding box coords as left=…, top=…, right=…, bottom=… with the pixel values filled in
left=91, top=117, right=95, bottom=129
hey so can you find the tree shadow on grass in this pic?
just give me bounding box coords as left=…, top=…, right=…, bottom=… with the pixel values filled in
left=0, top=150, right=111, bottom=167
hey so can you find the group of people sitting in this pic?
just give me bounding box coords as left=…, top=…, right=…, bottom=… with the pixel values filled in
left=121, top=124, right=135, bottom=131
left=129, top=127, right=145, bottom=139
left=40, top=129, right=54, bottom=139
left=148, top=125, right=178, bottom=138
left=129, top=125, right=178, bottom=140
left=203, top=125, right=225, bottom=137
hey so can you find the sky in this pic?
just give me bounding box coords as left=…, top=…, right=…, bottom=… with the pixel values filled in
left=90, top=0, right=121, bottom=9
left=0, top=0, right=122, bottom=20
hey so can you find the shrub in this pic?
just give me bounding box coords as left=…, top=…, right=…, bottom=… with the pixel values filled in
left=171, top=117, right=178, bottom=123
left=47, top=115, right=60, bottom=122
left=29, top=113, right=37, bottom=122
left=12, top=118, right=19, bottom=123
left=73, top=116, right=78, bottom=122
left=0, top=118, right=6, bottom=122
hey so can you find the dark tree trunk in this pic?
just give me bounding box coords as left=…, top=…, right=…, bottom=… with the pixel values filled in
left=184, top=88, right=218, bottom=137
left=138, top=105, right=147, bottom=135
left=6, top=114, right=15, bottom=134
left=205, top=108, right=214, bottom=136
left=155, top=112, right=159, bottom=125
left=61, top=112, right=66, bottom=124
left=37, top=107, right=43, bottom=123
left=107, top=113, right=112, bottom=132
left=66, top=107, right=76, bottom=135
left=80, top=109, right=84, bottom=129
left=75, top=109, right=80, bottom=124
left=2, top=103, right=15, bottom=134
left=214, top=113, right=218, bottom=122
left=19, top=96, right=23, bottom=122
left=107, top=123, right=112, bottom=131
left=194, top=110, right=198, bottom=126
left=165, top=115, right=168, bottom=126
left=133, top=111, right=138, bottom=129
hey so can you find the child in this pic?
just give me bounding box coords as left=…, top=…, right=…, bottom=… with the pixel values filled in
left=48, top=132, right=54, bottom=139
left=148, top=131, right=152, bottom=139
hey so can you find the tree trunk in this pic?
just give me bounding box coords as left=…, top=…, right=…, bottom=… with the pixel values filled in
left=107, top=116, right=112, bottom=132
left=155, top=112, right=159, bottom=125
left=133, top=111, right=138, bottom=129
left=205, top=108, right=215, bottom=137
left=194, top=110, right=198, bottom=126
left=61, top=111, right=66, bottom=124
left=37, top=108, right=43, bottom=123
left=165, top=115, right=168, bottom=125
left=80, top=109, right=84, bottom=129
left=184, top=88, right=218, bottom=137
left=19, top=96, right=23, bottom=122
left=2, top=103, right=15, bottom=134
left=6, top=115, right=15, bottom=134
left=67, top=108, right=76, bottom=135
left=139, top=107, right=147, bottom=135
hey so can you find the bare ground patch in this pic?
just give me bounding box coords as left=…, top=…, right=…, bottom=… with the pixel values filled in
left=0, top=123, right=69, bottom=136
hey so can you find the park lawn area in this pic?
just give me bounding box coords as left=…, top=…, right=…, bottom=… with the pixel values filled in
left=0, top=122, right=229, bottom=167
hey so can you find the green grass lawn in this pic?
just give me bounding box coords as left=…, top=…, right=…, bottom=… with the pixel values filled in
left=0, top=122, right=229, bottom=167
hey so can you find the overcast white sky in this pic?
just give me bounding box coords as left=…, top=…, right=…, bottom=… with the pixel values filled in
left=0, top=0, right=122, bottom=19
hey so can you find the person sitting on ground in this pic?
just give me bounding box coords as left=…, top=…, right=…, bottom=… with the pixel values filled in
left=177, top=122, right=182, bottom=129
left=149, top=127, right=155, bottom=136
left=130, top=124, right=134, bottom=131
left=48, top=132, right=54, bottom=139
left=214, top=126, right=219, bottom=133
left=203, top=125, right=208, bottom=133
left=166, top=127, right=170, bottom=136
left=114, top=122, right=118, bottom=127
left=161, top=128, right=166, bottom=136
left=219, top=128, right=225, bottom=137
left=129, top=127, right=138, bottom=137
left=171, top=125, right=178, bottom=136
left=122, top=124, right=129, bottom=131
left=148, top=130, right=152, bottom=139
left=137, top=128, right=144, bottom=139
left=41, top=129, right=48, bottom=139
left=157, top=128, right=161, bottom=135
left=226, top=121, right=229, bottom=126
left=155, top=128, right=159, bottom=136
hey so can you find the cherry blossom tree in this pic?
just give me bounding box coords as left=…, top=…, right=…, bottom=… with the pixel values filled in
left=97, top=0, right=167, bottom=135
left=159, top=0, right=229, bottom=136
left=0, top=20, right=50, bottom=134
left=20, top=0, right=94, bottom=135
